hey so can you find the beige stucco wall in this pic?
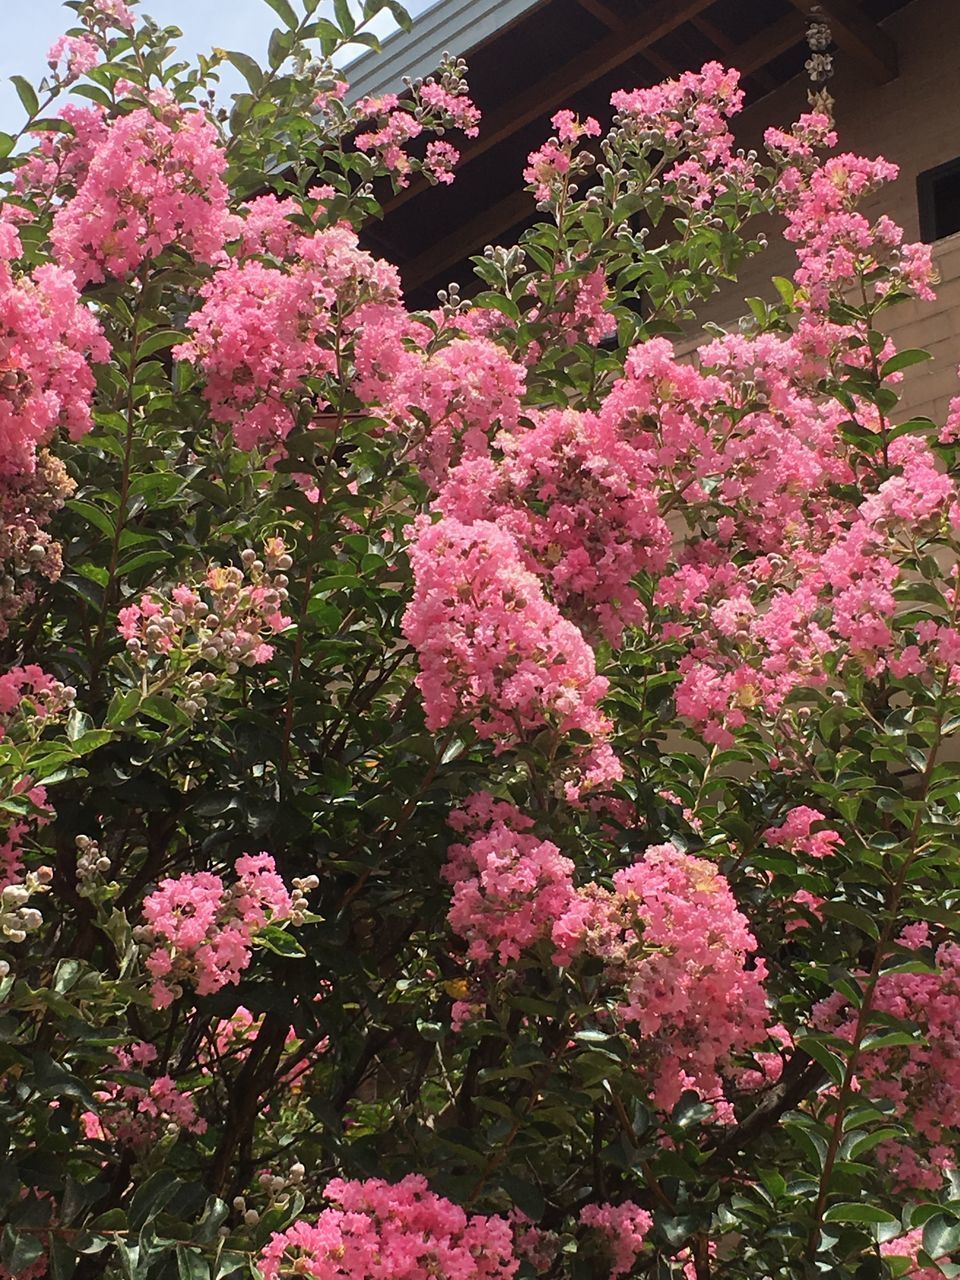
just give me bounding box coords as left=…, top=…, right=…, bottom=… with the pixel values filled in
left=695, top=0, right=960, bottom=423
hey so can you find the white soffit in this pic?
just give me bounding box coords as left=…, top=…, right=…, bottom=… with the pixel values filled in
left=345, top=0, right=545, bottom=101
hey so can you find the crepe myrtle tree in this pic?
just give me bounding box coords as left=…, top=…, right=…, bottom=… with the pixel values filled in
left=0, top=1, right=958, bottom=1278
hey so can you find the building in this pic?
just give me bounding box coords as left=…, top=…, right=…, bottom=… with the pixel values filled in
left=348, top=0, right=960, bottom=422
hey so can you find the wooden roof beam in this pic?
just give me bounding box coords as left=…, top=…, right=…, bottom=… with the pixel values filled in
left=786, top=0, right=898, bottom=82
left=691, top=15, right=778, bottom=93
left=401, top=189, right=533, bottom=293
left=573, top=0, right=625, bottom=30
left=734, top=12, right=808, bottom=82
left=573, top=0, right=678, bottom=75
left=381, top=0, right=715, bottom=215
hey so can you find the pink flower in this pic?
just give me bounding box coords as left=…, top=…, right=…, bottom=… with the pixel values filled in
left=402, top=516, right=621, bottom=797
left=580, top=1201, right=652, bottom=1279
left=552, top=844, right=770, bottom=1111
left=86, top=0, right=136, bottom=29
left=176, top=226, right=400, bottom=451
left=444, top=793, right=576, bottom=964
left=423, top=139, right=460, bottom=185
left=0, top=255, right=109, bottom=475
left=47, top=35, right=99, bottom=80
left=51, top=105, right=236, bottom=287
left=259, top=1176, right=517, bottom=1280
left=141, top=853, right=296, bottom=1008
left=815, top=928, right=960, bottom=1190
left=439, top=406, right=669, bottom=643
left=764, top=806, right=843, bottom=860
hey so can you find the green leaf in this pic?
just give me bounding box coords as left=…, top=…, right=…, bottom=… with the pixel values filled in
left=129, top=1170, right=182, bottom=1231
left=66, top=499, right=116, bottom=540
left=263, top=0, right=298, bottom=27
left=846, top=1128, right=905, bottom=1160
left=139, top=329, right=187, bottom=359
left=881, top=348, right=933, bottom=377
left=334, top=0, right=356, bottom=36
left=796, top=1035, right=847, bottom=1086
left=860, top=1030, right=918, bottom=1052
left=1, top=1225, right=44, bottom=1274
left=106, top=688, right=141, bottom=725
left=255, top=925, right=305, bottom=957
left=772, top=275, right=796, bottom=307
left=823, top=1202, right=900, bottom=1225
left=176, top=1247, right=210, bottom=1280
left=66, top=709, right=94, bottom=742
left=10, top=76, right=39, bottom=119
left=225, top=51, right=263, bottom=92
left=140, top=694, right=190, bottom=728
left=48, top=1234, right=78, bottom=1280
left=70, top=729, right=113, bottom=757
left=923, top=1214, right=960, bottom=1261
left=379, top=0, right=413, bottom=31
left=268, top=26, right=295, bottom=67
left=819, top=900, right=880, bottom=940
left=115, top=549, right=173, bottom=577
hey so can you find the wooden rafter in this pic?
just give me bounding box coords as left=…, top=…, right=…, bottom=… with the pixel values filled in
left=734, top=12, right=808, bottom=82
left=402, top=190, right=533, bottom=292
left=691, top=14, right=778, bottom=93
left=381, top=0, right=715, bottom=216
left=573, top=0, right=677, bottom=75
left=573, top=0, right=626, bottom=30
left=785, top=0, right=898, bottom=82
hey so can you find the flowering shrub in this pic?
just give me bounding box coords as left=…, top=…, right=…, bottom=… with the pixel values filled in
left=0, top=4, right=959, bottom=1280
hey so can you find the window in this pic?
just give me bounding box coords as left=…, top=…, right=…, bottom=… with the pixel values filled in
left=917, top=156, right=960, bottom=242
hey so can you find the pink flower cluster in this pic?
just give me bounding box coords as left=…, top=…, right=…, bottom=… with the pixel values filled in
left=588, top=315, right=960, bottom=746
left=444, top=793, right=576, bottom=964
left=47, top=35, right=99, bottom=81
left=523, top=110, right=599, bottom=203
left=439, top=407, right=670, bottom=642
left=0, top=224, right=109, bottom=475
left=355, top=327, right=526, bottom=487
left=402, top=516, right=621, bottom=798
left=118, top=538, right=292, bottom=676
left=774, top=145, right=935, bottom=308
left=507, top=1212, right=558, bottom=1276
left=81, top=1040, right=205, bottom=1149
left=0, top=665, right=76, bottom=736
left=610, top=62, right=759, bottom=208
left=552, top=843, right=770, bottom=1112
left=83, top=0, right=136, bottom=30
left=814, top=925, right=960, bottom=1191
left=50, top=103, right=235, bottom=287
left=14, top=102, right=110, bottom=203
left=0, top=780, right=49, bottom=888
left=258, top=1175, right=517, bottom=1280
left=612, top=62, right=743, bottom=164
left=176, top=225, right=400, bottom=450
left=880, top=1230, right=948, bottom=1280
left=579, top=1201, right=652, bottom=1280
left=353, top=62, right=480, bottom=187
left=443, top=806, right=771, bottom=1111
left=0, top=451, right=75, bottom=640
left=140, top=853, right=296, bottom=1008
left=764, top=807, right=843, bottom=861
left=859, top=435, right=955, bottom=531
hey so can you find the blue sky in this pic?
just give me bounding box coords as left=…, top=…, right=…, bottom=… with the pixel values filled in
left=0, top=0, right=433, bottom=132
